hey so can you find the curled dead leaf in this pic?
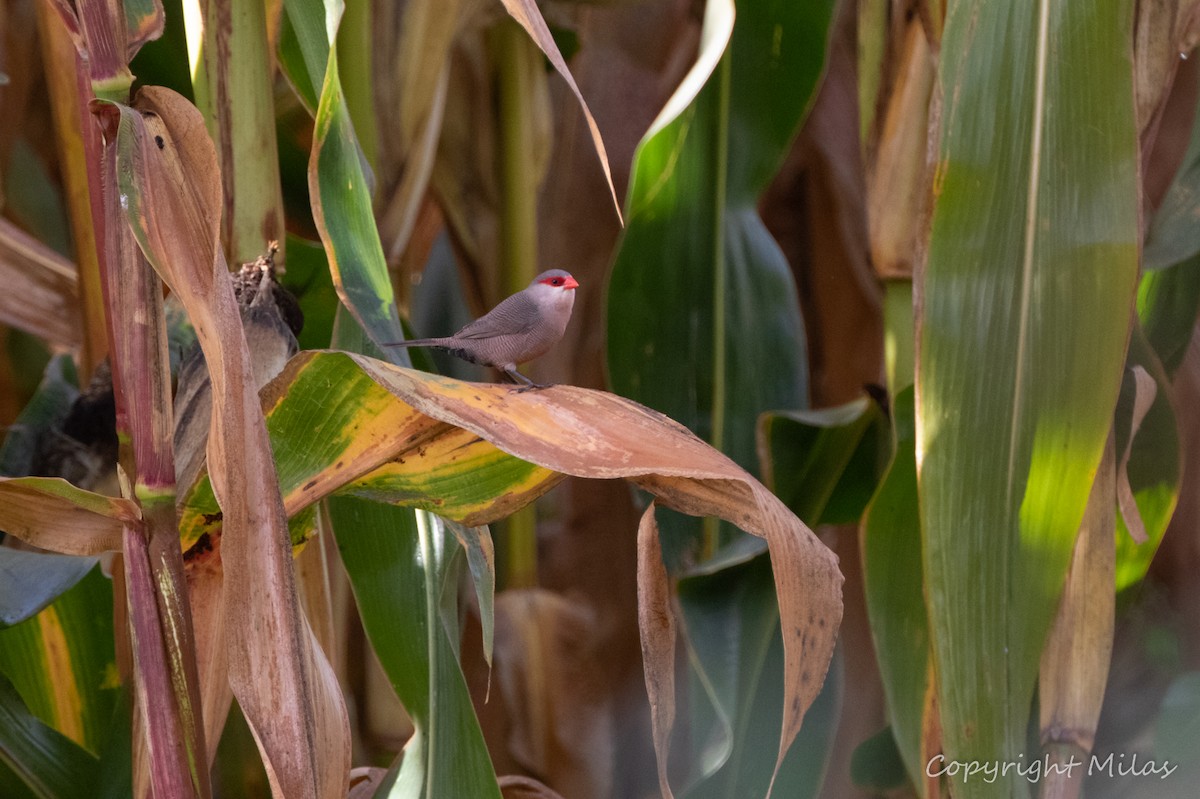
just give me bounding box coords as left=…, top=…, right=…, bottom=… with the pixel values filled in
left=1116, top=365, right=1157, bottom=544
left=497, top=0, right=623, bottom=224
left=637, top=503, right=676, bottom=799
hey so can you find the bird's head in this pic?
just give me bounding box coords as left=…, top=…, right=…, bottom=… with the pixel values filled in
left=528, top=269, right=578, bottom=316
left=534, top=269, right=579, bottom=291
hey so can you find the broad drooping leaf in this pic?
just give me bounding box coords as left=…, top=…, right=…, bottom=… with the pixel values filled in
left=172, top=349, right=842, bottom=794
left=918, top=4, right=1139, bottom=797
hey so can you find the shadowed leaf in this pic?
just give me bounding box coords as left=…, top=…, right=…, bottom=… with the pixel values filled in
left=0, top=672, right=99, bottom=799
left=1113, top=327, right=1180, bottom=589
left=279, top=0, right=407, bottom=352
left=0, top=549, right=97, bottom=629
left=861, top=388, right=927, bottom=793
left=759, top=396, right=890, bottom=527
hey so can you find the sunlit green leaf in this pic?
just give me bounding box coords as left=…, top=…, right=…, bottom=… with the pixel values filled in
left=280, top=0, right=406, bottom=353
left=918, top=4, right=1139, bottom=796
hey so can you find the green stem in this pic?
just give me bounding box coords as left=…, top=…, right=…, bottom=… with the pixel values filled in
left=185, top=0, right=284, bottom=266
left=702, top=51, right=733, bottom=561
left=884, top=280, right=915, bottom=394
left=494, top=20, right=541, bottom=588
left=416, top=510, right=440, bottom=798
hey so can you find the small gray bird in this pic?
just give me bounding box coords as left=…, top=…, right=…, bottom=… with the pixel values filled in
left=387, top=269, right=579, bottom=388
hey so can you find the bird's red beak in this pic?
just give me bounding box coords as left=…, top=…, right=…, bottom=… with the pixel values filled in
left=563, top=276, right=580, bottom=290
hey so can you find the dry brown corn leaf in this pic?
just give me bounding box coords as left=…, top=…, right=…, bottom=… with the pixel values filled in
left=113, top=85, right=350, bottom=799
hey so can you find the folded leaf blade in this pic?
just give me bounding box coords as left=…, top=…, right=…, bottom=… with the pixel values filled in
left=0, top=477, right=133, bottom=555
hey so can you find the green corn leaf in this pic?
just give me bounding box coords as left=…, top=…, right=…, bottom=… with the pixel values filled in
left=0, top=567, right=118, bottom=757
left=918, top=3, right=1139, bottom=796
left=862, top=387, right=927, bottom=796
left=758, top=396, right=891, bottom=527
left=0, top=671, right=100, bottom=799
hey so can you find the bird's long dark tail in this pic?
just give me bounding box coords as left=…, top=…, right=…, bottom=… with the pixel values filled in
left=383, top=338, right=446, bottom=349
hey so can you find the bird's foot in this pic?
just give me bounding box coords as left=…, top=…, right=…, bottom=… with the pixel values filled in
left=502, top=368, right=550, bottom=391
left=512, top=382, right=552, bottom=393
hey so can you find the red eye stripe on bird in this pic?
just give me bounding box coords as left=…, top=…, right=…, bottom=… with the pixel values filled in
left=539, top=273, right=578, bottom=289
left=386, top=269, right=578, bottom=389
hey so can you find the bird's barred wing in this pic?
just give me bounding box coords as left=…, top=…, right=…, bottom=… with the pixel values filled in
left=451, top=292, right=540, bottom=339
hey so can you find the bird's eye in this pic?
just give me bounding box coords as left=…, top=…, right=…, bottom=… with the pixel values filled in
left=552, top=278, right=562, bottom=286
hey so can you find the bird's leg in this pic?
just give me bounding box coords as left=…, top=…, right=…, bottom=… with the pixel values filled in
left=502, top=367, right=547, bottom=392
